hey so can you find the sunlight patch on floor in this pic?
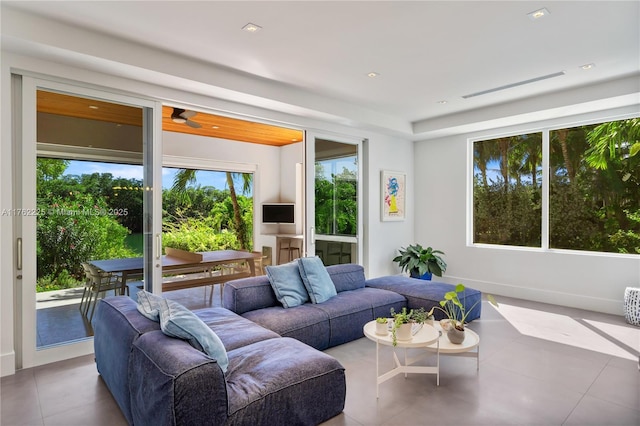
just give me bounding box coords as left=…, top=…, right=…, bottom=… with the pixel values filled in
left=492, top=303, right=639, bottom=361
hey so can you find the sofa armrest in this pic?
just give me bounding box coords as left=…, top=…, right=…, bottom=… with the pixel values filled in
left=93, top=296, right=160, bottom=424
left=130, top=331, right=229, bottom=426
left=223, top=275, right=279, bottom=314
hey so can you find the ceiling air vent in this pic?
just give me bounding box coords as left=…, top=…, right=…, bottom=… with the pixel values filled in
left=462, top=71, right=566, bottom=99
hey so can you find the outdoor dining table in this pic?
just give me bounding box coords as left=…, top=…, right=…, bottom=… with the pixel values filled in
left=88, top=249, right=258, bottom=293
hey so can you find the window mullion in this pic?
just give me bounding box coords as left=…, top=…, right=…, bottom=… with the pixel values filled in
left=541, top=129, right=550, bottom=250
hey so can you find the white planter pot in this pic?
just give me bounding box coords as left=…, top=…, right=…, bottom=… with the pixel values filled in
left=395, top=323, right=413, bottom=341
left=376, top=321, right=388, bottom=335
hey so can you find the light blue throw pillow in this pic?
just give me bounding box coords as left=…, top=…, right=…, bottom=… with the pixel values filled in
left=158, top=298, right=229, bottom=373
left=265, top=260, right=309, bottom=308
left=136, top=289, right=164, bottom=322
left=298, top=256, right=337, bottom=304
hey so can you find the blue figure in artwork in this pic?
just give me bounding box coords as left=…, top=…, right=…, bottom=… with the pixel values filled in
left=386, top=177, right=399, bottom=213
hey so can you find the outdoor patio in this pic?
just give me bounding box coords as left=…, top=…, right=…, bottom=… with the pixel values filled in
left=36, top=285, right=222, bottom=348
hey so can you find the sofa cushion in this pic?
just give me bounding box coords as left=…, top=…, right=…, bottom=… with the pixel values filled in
left=136, top=289, right=164, bottom=321
left=327, top=263, right=366, bottom=292
left=242, top=304, right=331, bottom=350
left=225, top=337, right=345, bottom=424
left=298, top=256, right=337, bottom=303
left=159, top=298, right=229, bottom=372
left=265, top=261, right=309, bottom=308
left=194, top=307, right=280, bottom=351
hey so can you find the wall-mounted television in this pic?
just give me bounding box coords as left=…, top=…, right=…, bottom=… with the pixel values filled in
left=262, top=203, right=295, bottom=224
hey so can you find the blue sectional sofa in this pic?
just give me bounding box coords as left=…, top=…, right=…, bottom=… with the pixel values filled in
left=93, top=262, right=483, bottom=426
left=93, top=297, right=346, bottom=426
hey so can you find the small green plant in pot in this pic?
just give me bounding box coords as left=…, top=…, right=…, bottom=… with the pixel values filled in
left=428, top=283, right=498, bottom=344
left=375, top=317, right=389, bottom=335
left=392, top=244, right=447, bottom=280
left=389, top=307, right=428, bottom=346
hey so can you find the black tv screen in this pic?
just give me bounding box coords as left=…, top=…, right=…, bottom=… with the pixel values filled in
left=262, top=203, right=295, bottom=224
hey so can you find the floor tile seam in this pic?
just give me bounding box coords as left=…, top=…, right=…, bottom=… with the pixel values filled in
left=583, top=360, right=640, bottom=413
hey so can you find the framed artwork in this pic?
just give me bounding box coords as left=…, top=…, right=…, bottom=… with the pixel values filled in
left=381, top=170, right=406, bottom=221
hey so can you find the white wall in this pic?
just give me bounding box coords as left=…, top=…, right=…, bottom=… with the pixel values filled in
left=361, top=132, right=415, bottom=279
left=414, top=113, right=640, bottom=315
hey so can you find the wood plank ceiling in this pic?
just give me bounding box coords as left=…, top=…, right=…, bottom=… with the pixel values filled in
left=37, top=91, right=303, bottom=146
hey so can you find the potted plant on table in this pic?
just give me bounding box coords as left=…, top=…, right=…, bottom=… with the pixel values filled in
left=428, top=283, right=498, bottom=344
left=375, top=317, right=389, bottom=335
left=392, top=244, right=447, bottom=280
left=389, top=307, right=428, bottom=346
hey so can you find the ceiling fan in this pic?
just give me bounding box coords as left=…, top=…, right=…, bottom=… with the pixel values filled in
left=171, top=108, right=202, bottom=128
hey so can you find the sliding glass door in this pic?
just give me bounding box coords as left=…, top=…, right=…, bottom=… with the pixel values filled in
left=17, top=77, right=162, bottom=368
left=304, top=132, right=362, bottom=266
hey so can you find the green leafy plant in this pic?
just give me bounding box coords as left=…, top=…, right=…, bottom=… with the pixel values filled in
left=375, top=317, right=388, bottom=324
left=392, top=244, right=447, bottom=277
left=389, top=307, right=428, bottom=346
left=428, top=283, right=498, bottom=332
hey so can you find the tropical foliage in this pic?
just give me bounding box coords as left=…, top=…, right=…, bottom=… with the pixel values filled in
left=474, top=117, right=640, bottom=254
left=315, top=159, right=357, bottom=235
left=36, top=159, right=254, bottom=291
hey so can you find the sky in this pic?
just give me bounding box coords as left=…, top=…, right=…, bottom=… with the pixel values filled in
left=64, top=160, right=244, bottom=192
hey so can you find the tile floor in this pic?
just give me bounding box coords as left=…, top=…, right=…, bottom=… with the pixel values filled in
left=2, top=292, right=639, bottom=426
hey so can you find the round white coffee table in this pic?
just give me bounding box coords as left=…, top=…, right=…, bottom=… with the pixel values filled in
left=363, top=320, right=440, bottom=398
left=425, top=322, right=481, bottom=370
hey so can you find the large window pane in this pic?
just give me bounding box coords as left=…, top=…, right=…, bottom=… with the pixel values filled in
left=473, top=133, right=542, bottom=247
left=550, top=118, right=640, bottom=253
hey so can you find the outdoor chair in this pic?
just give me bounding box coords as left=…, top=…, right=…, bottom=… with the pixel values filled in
left=84, top=263, right=122, bottom=321
left=79, top=262, right=94, bottom=315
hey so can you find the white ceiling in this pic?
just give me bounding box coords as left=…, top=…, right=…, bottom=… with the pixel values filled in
left=2, top=1, right=639, bottom=139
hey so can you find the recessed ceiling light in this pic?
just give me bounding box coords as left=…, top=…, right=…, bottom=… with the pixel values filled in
left=242, top=23, right=262, bottom=33
left=212, top=126, right=219, bottom=129
left=437, top=100, right=447, bottom=104
left=88, top=105, right=99, bottom=109
left=367, top=72, right=379, bottom=78
left=527, top=7, right=550, bottom=20
left=580, top=63, right=596, bottom=70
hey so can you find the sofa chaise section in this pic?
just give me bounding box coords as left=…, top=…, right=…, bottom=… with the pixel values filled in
left=365, top=275, right=483, bottom=321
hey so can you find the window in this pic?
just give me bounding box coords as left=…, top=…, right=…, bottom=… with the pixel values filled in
left=315, top=151, right=358, bottom=236
left=550, top=119, right=640, bottom=253
left=473, top=117, right=640, bottom=255
left=473, top=133, right=542, bottom=247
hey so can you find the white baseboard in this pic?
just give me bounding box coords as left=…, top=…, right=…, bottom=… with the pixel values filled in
left=1, top=351, right=16, bottom=377
left=438, top=275, right=624, bottom=316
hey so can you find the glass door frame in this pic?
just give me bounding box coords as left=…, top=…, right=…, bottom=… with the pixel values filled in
left=18, top=76, right=162, bottom=368
left=304, top=131, right=363, bottom=264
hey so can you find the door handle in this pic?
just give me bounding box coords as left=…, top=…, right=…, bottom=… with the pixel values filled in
left=310, top=227, right=315, bottom=244
left=17, top=237, right=22, bottom=271
left=156, top=234, right=161, bottom=260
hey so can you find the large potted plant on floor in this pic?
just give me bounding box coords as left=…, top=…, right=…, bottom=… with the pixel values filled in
left=392, top=244, right=446, bottom=280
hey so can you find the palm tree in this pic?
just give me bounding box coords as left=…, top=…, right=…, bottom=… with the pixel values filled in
left=585, top=117, right=640, bottom=170
left=171, top=168, right=253, bottom=250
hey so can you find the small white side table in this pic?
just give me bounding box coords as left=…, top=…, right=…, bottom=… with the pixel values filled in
left=425, top=322, right=481, bottom=370
left=363, top=320, right=440, bottom=398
